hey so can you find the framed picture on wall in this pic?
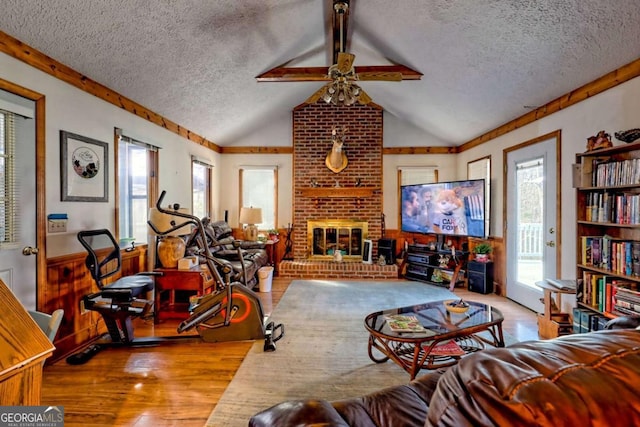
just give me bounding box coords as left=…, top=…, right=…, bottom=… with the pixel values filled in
left=60, top=130, right=108, bottom=202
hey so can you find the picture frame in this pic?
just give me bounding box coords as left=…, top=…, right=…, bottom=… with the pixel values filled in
left=60, top=130, right=108, bottom=202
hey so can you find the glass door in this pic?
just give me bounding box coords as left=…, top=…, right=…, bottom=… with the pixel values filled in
left=505, top=134, right=559, bottom=312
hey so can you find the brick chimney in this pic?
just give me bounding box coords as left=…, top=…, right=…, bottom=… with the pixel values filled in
left=292, top=102, right=383, bottom=259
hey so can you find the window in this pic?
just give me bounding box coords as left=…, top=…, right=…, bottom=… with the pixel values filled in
left=0, top=110, right=15, bottom=244
left=240, top=166, right=277, bottom=230
left=192, top=157, right=212, bottom=220
left=116, top=130, right=158, bottom=243
left=467, top=156, right=491, bottom=236
left=397, top=166, right=438, bottom=228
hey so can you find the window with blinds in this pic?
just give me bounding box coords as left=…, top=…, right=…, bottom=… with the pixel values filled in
left=192, top=157, right=213, bottom=220
left=0, top=110, right=16, bottom=244
left=467, top=156, right=491, bottom=236
left=399, top=167, right=438, bottom=186
left=117, top=131, right=159, bottom=242
left=240, top=166, right=277, bottom=230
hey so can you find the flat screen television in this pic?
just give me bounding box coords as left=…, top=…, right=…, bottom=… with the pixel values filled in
left=401, top=179, right=486, bottom=238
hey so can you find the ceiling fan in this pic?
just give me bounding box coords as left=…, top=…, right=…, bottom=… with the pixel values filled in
left=255, top=0, right=422, bottom=105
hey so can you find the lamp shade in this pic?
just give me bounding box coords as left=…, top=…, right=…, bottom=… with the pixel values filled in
left=148, top=207, right=191, bottom=236
left=239, top=207, right=262, bottom=225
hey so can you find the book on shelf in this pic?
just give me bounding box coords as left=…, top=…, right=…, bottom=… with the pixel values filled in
left=423, top=339, right=465, bottom=356
left=384, top=314, right=426, bottom=333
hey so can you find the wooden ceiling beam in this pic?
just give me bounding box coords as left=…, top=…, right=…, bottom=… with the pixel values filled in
left=256, top=65, right=422, bottom=82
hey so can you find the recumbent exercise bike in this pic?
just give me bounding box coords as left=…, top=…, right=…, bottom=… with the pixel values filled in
left=66, top=191, right=283, bottom=365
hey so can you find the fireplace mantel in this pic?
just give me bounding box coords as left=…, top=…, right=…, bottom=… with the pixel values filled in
left=299, top=187, right=378, bottom=198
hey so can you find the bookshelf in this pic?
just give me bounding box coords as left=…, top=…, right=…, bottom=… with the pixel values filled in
left=575, top=140, right=640, bottom=323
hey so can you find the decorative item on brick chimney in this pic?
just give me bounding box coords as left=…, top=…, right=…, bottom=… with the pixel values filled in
left=326, top=125, right=348, bottom=173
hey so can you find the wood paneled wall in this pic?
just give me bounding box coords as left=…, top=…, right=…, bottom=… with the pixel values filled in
left=44, top=246, right=148, bottom=361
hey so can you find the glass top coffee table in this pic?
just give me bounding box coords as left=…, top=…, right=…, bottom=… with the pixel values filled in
left=364, top=300, right=504, bottom=379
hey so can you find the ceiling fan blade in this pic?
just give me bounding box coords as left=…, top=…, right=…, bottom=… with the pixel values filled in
left=357, top=71, right=403, bottom=82
left=337, top=52, right=355, bottom=73
left=305, top=83, right=330, bottom=104
left=357, top=89, right=373, bottom=105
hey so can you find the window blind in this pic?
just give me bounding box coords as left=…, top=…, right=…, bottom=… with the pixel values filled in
left=0, top=110, right=17, bottom=244
left=398, top=166, right=438, bottom=185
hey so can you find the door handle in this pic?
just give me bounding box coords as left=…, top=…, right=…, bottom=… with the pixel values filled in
left=545, top=241, right=555, bottom=248
left=22, top=246, right=39, bottom=256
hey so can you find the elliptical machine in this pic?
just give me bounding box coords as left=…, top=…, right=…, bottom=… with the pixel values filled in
left=149, top=191, right=284, bottom=348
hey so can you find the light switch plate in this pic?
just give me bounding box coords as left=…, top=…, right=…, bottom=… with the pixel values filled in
left=48, top=219, right=67, bottom=233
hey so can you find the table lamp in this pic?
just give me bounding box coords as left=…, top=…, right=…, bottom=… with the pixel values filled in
left=239, top=207, right=262, bottom=241
left=148, top=207, right=191, bottom=268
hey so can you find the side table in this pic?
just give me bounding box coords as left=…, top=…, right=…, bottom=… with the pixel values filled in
left=154, top=265, right=215, bottom=322
left=535, top=280, right=574, bottom=339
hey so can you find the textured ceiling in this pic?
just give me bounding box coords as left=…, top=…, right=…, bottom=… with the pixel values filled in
left=2, top=0, right=640, bottom=147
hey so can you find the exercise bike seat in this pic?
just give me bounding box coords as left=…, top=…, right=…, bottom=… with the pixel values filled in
left=78, top=229, right=154, bottom=298
left=102, top=275, right=154, bottom=295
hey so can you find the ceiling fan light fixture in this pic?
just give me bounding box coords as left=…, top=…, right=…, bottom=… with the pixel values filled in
left=320, top=79, right=362, bottom=106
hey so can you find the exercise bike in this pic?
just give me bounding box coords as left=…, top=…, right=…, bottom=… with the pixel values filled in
left=66, top=191, right=283, bottom=365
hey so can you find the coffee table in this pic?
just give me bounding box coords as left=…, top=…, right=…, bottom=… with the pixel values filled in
left=364, top=300, right=505, bottom=379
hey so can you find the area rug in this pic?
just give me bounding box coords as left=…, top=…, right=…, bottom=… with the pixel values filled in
left=205, top=280, right=502, bottom=427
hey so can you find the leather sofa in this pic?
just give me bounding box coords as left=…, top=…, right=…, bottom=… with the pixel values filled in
left=250, top=321, right=640, bottom=426
left=185, top=219, right=268, bottom=288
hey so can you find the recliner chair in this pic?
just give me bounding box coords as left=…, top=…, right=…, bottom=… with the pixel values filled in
left=184, top=218, right=268, bottom=288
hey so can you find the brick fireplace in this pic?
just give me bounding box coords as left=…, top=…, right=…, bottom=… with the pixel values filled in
left=292, top=102, right=383, bottom=257
left=278, top=101, right=397, bottom=279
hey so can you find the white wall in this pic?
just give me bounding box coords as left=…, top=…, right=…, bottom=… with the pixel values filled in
left=456, top=76, right=640, bottom=280
left=0, top=52, right=217, bottom=257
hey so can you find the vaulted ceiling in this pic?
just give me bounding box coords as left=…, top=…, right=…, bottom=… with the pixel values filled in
left=2, top=0, right=640, bottom=147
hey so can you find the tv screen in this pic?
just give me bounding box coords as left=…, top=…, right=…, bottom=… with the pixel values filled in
left=401, top=179, right=486, bottom=237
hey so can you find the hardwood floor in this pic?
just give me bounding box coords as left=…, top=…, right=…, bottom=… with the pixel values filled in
left=42, top=278, right=538, bottom=426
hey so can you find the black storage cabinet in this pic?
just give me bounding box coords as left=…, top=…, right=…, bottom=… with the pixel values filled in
left=467, top=260, right=494, bottom=294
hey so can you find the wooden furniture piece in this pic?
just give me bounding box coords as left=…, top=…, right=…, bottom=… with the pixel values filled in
left=0, top=279, right=55, bottom=405
left=575, top=140, right=640, bottom=324
left=467, top=261, right=494, bottom=294
left=535, top=280, right=574, bottom=339
left=264, top=238, right=279, bottom=274
left=154, top=265, right=215, bottom=322
left=364, top=300, right=504, bottom=379
left=404, top=243, right=469, bottom=290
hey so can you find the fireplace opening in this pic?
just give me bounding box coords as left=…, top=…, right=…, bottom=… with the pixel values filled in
left=307, top=220, right=368, bottom=261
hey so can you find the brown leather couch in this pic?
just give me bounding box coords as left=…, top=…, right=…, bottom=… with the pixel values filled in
left=250, top=325, right=640, bottom=426
left=185, top=219, right=268, bottom=288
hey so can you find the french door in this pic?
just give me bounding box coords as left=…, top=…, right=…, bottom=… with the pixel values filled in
left=505, top=132, right=560, bottom=312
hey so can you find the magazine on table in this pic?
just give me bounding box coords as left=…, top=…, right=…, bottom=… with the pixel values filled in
left=384, top=314, right=427, bottom=333
left=423, top=339, right=465, bottom=356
